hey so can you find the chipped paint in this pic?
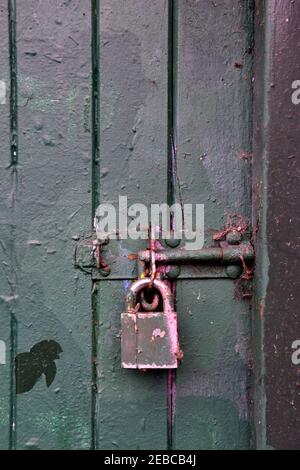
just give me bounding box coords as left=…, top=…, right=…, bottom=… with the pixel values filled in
left=151, top=328, right=166, bottom=340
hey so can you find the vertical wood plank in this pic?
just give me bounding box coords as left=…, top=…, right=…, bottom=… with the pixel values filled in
left=15, top=0, right=92, bottom=449
left=96, top=0, right=169, bottom=449
left=174, top=0, right=253, bottom=449
left=0, top=1, right=12, bottom=449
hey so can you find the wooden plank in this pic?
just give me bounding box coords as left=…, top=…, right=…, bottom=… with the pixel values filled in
left=253, top=0, right=300, bottom=450
left=174, top=0, right=253, bottom=449
left=96, top=0, right=169, bottom=449
left=0, top=0, right=13, bottom=450
left=15, top=0, right=92, bottom=449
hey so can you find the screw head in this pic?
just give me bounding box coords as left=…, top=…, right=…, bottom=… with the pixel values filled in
left=165, top=265, right=181, bottom=279
left=226, top=230, right=242, bottom=245
left=165, top=237, right=181, bottom=248
left=226, top=264, right=243, bottom=279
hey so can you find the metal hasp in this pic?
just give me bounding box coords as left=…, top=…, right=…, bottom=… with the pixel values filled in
left=121, top=278, right=180, bottom=369
left=138, top=240, right=254, bottom=281
left=75, top=237, right=254, bottom=281
left=120, top=238, right=253, bottom=370
left=139, top=242, right=254, bottom=264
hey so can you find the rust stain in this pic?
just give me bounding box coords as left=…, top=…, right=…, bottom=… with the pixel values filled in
left=237, top=151, right=252, bottom=161
left=239, top=254, right=253, bottom=281
left=128, top=253, right=138, bottom=260
left=175, top=348, right=184, bottom=362
left=213, top=213, right=249, bottom=241
left=213, top=228, right=230, bottom=241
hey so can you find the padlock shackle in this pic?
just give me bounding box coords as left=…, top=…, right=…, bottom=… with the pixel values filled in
left=126, top=278, right=174, bottom=313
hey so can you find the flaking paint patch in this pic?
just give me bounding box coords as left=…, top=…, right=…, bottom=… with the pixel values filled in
left=10, top=0, right=93, bottom=450
left=151, top=328, right=166, bottom=340
left=0, top=294, right=18, bottom=303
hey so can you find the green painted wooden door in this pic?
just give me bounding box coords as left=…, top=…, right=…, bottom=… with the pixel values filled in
left=0, top=0, right=254, bottom=449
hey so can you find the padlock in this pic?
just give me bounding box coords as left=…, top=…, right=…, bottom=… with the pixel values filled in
left=121, top=278, right=180, bottom=369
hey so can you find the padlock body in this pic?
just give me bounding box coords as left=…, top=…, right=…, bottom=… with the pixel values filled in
left=121, top=311, right=178, bottom=369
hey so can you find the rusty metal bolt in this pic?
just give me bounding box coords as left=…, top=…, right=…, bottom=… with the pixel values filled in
left=226, top=229, right=242, bottom=245
left=165, top=265, right=181, bottom=279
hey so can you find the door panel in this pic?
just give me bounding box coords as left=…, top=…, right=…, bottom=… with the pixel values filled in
left=96, top=0, right=169, bottom=449
left=176, top=280, right=251, bottom=449
left=0, top=0, right=255, bottom=450
left=97, top=282, right=168, bottom=450
left=14, top=0, right=92, bottom=449
left=95, top=0, right=253, bottom=450
left=174, top=0, right=253, bottom=449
